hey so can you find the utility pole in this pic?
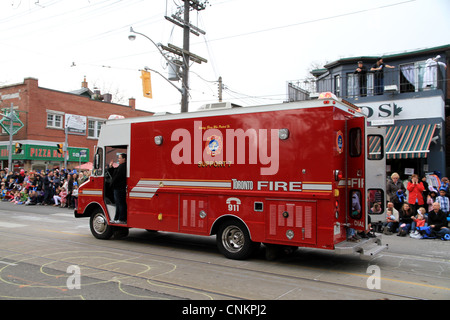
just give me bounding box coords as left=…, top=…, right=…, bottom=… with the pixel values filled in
left=181, top=0, right=190, bottom=113
left=164, top=0, right=208, bottom=113
left=218, top=76, right=223, bottom=102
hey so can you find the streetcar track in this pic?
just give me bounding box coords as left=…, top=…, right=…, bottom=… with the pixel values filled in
left=0, top=227, right=437, bottom=300
left=1, top=211, right=449, bottom=298
left=0, top=229, right=245, bottom=300
left=0, top=252, right=244, bottom=300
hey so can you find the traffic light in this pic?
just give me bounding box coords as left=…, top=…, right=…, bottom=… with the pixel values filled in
left=57, top=143, right=64, bottom=154
left=14, top=142, right=22, bottom=154
left=141, top=70, right=152, bottom=99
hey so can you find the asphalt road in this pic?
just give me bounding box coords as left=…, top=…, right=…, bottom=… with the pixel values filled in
left=0, top=201, right=449, bottom=308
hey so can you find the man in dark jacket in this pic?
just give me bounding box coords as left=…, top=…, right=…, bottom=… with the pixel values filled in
left=354, top=61, right=367, bottom=97
left=42, top=171, right=54, bottom=205
left=428, top=202, right=450, bottom=238
left=108, top=153, right=127, bottom=224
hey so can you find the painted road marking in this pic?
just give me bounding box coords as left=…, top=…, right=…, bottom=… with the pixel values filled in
left=0, top=222, right=26, bottom=228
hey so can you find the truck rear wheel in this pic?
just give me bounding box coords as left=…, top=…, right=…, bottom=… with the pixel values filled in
left=216, top=220, right=259, bottom=260
left=90, top=208, right=114, bottom=240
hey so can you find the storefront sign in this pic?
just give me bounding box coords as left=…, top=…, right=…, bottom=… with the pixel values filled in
left=358, top=96, right=444, bottom=121
left=65, top=114, right=87, bottom=135
left=0, top=144, right=89, bottom=162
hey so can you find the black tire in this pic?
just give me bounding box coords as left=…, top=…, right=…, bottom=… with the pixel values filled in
left=216, top=219, right=259, bottom=260
left=90, top=208, right=114, bottom=240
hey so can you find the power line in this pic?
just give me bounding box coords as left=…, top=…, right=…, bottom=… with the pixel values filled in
left=197, top=0, right=416, bottom=44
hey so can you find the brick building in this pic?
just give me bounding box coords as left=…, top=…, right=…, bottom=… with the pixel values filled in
left=0, top=77, right=152, bottom=172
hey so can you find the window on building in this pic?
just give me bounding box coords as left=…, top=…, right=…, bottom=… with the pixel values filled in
left=334, top=75, right=341, bottom=97
left=346, top=73, right=357, bottom=98
left=88, top=119, right=105, bottom=139
left=399, top=60, right=427, bottom=93
left=346, top=72, right=374, bottom=98
left=47, top=112, right=63, bottom=129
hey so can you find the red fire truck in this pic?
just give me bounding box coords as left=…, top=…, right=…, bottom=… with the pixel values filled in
left=75, top=93, right=387, bottom=260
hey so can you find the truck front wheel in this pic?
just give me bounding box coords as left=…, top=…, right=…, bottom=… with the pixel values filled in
left=216, top=220, right=259, bottom=260
left=90, top=208, right=114, bottom=240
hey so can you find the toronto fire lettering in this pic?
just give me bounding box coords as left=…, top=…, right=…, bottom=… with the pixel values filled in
left=232, top=179, right=302, bottom=192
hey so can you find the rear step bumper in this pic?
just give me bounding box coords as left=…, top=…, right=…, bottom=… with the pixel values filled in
left=334, top=235, right=388, bottom=259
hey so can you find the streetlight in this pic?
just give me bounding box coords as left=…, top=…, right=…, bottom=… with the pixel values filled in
left=128, top=27, right=186, bottom=111
left=128, top=27, right=168, bottom=64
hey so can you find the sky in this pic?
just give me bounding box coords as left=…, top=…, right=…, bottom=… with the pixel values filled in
left=0, top=0, right=449, bottom=114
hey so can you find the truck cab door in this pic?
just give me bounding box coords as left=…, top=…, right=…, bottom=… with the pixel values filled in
left=346, top=117, right=366, bottom=232
left=366, top=127, right=386, bottom=227
left=104, top=145, right=128, bottom=220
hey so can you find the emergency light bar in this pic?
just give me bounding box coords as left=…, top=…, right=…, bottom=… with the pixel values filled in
left=318, top=92, right=338, bottom=100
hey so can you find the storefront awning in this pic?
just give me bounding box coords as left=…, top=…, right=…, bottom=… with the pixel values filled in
left=385, top=124, right=436, bottom=159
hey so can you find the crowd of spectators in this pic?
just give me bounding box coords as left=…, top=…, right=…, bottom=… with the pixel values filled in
left=385, top=172, right=450, bottom=240
left=0, top=167, right=90, bottom=208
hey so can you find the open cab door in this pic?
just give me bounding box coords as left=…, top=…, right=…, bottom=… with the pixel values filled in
left=366, top=126, right=386, bottom=229
left=346, top=116, right=367, bottom=232
left=335, top=116, right=387, bottom=259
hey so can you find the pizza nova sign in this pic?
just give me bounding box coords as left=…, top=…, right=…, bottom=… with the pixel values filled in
left=0, top=144, right=89, bottom=162
left=357, top=96, right=444, bottom=122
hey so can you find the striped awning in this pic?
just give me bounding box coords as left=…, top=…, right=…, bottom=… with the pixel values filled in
left=385, top=124, right=436, bottom=159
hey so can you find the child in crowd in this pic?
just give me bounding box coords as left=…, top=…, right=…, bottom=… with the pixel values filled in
left=427, top=187, right=438, bottom=212
left=413, top=209, right=426, bottom=228
left=387, top=208, right=396, bottom=221
left=0, top=183, right=6, bottom=201
left=12, top=189, right=22, bottom=204
left=18, top=188, right=28, bottom=204
left=25, top=190, right=38, bottom=205
left=410, top=210, right=427, bottom=239
left=59, top=187, right=68, bottom=208
left=11, top=190, right=21, bottom=204
left=53, top=187, right=62, bottom=206
left=436, top=188, right=449, bottom=216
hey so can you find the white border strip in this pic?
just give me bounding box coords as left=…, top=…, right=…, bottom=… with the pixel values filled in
left=302, top=183, right=332, bottom=191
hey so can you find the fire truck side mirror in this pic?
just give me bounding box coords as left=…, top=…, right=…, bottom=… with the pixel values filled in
left=93, top=150, right=103, bottom=176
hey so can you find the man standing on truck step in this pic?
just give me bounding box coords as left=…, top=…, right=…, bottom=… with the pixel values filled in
left=108, top=153, right=127, bottom=224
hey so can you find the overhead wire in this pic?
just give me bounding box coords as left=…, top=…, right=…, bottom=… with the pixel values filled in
left=0, top=0, right=419, bottom=107
left=195, top=0, right=417, bottom=44
left=186, top=0, right=418, bottom=104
